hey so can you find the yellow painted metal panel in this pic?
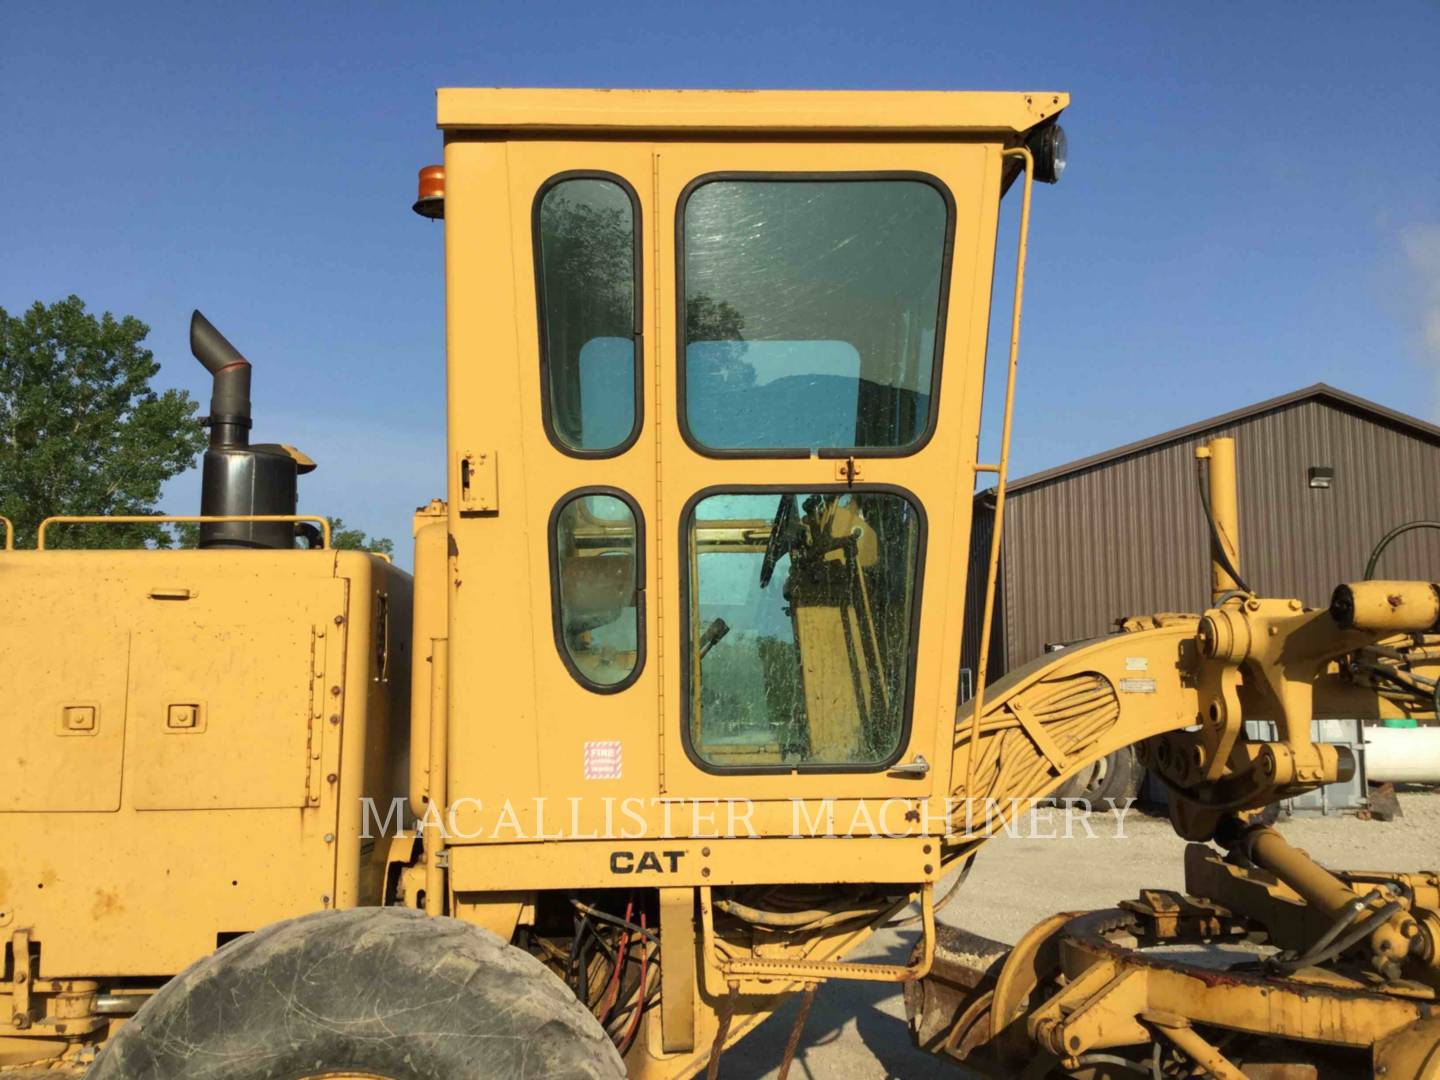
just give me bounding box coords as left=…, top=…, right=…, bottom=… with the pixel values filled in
left=127, top=620, right=324, bottom=811
left=0, top=549, right=406, bottom=977
left=449, top=836, right=938, bottom=891
left=437, top=88, right=1068, bottom=135
left=0, top=627, right=129, bottom=812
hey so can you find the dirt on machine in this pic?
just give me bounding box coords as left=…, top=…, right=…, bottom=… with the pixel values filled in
left=2, top=88, right=1439, bottom=1080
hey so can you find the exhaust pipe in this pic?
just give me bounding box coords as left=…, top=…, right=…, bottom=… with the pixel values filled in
left=191, top=310, right=253, bottom=450
left=190, top=310, right=306, bottom=550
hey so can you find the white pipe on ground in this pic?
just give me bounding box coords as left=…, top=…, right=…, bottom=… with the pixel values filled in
left=1363, top=725, right=1440, bottom=784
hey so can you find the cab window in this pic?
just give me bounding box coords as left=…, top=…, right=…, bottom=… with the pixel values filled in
left=551, top=490, right=644, bottom=691
left=684, top=489, right=923, bottom=769
left=535, top=175, right=641, bottom=455
left=680, top=176, right=952, bottom=455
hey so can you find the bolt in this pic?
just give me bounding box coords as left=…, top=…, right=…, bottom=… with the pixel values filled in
left=334, top=615, right=345, bottom=626
left=1403, top=921, right=1419, bottom=939
left=700, top=847, right=711, bottom=857
left=330, top=685, right=341, bottom=697
left=924, top=864, right=934, bottom=875
left=324, top=833, right=335, bottom=844
left=322, top=894, right=332, bottom=906
left=922, top=844, right=932, bottom=855
left=329, top=714, right=340, bottom=725
left=326, top=772, right=337, bottom=784
left=701, top=867, right=710, bottom=878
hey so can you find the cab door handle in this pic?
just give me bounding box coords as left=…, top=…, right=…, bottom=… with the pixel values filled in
left=888, top=755, right=930, bottom=778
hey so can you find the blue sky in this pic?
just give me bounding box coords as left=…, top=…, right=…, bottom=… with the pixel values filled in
left=3, top=2, right=1437, bottom=559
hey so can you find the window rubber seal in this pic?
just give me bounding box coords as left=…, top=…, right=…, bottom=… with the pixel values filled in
left=676, top=482, right=927, bottom=774
left=548, top=485, right=648, bottom=694
left=533, top=171, right=645, bottom=459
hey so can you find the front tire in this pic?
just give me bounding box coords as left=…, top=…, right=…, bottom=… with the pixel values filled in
left=89, top=907, right=625, bottom=1080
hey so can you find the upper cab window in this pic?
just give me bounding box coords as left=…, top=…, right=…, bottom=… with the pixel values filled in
left=535, top=175, right=642, bottom=455
left=680, top=176, right=953, bottom=456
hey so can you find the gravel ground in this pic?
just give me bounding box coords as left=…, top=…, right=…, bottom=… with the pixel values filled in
left=724, top=790, right=1440, bottom=1079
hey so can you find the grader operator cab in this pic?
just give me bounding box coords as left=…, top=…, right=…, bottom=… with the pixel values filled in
left=3, top=88, right=1440, bottom=1080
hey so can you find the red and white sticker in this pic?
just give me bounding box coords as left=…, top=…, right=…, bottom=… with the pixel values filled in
left=584, top=740, right=622, bottom=780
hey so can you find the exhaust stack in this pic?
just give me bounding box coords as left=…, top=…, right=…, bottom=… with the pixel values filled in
left=190, top=311, right=306, bottom=550
left=191, top=310, right=253, bottom=450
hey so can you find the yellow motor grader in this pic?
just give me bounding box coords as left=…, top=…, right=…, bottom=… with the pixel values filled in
left=2, top=88, right=1439, bottom=1079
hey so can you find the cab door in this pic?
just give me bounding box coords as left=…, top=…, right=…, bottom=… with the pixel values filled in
left=472, top=141, right=662, bottom=835
left=654, top=139, right=1002, bottom=804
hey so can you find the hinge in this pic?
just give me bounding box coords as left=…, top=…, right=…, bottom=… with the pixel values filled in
left=457, top=450, right=498, bottom=513
left=305, top=624, right=328, bottom=806
left=10, top=928, right=33, bottom=1028
left=836, top=457, right=863, bottom=486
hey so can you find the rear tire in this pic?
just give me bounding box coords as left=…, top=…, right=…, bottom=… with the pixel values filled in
left=89, top=907, right=625, bottom=1080
left=1052, top=745, right=1141, bottom=809
left=1094, top=744, right=1141, bottom=808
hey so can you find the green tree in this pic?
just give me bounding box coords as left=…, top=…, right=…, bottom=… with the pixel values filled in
left=327, top=516, right=394, bottom=556
left=0, top=296, right=206, bottom=549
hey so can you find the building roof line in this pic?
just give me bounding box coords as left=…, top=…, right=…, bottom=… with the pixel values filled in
left=992, top=383, right=1440, bottom=497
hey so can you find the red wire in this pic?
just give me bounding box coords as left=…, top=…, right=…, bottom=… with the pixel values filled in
left=618, top=910, right=649, bottom=1056
left=597, top=899, right=633, bottom=1026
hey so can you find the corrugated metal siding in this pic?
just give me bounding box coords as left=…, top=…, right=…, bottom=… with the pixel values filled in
left=964, top=399, right=1440, bottom=678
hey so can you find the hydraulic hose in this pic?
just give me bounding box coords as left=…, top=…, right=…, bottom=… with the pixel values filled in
left=1195, top=456, right=1251, bottom=595
left=1364, top=521, right=1440, bottom=580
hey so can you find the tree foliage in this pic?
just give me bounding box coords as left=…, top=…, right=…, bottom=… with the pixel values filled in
left=0, top=297, right=206, bottom=549
left=326, top=516, right=394, bottom=556
left=168, top=515, right=394, bottom=554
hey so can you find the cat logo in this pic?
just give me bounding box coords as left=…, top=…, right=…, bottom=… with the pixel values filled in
left=610, top=849, right=686, bottom=874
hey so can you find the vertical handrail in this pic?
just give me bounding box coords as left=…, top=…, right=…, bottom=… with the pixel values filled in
left=423, top=636, right=450, bottom=917
left=963, top=146, right=1034, bottom=800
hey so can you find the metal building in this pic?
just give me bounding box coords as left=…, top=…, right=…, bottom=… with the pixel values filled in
left=963, top=383, right=1440, bottom=684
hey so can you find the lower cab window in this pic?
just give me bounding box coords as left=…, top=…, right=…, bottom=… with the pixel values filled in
left=685, top=490, right=921, bottom=769
left=552, top=491, right=643, bottom=690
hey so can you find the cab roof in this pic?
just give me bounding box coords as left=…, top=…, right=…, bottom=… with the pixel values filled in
left=436, top=88, right=1068, bottom=136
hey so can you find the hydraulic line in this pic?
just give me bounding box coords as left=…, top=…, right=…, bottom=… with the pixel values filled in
left=1195, top=455, right=1251, bottom=595
left=1365, top=520, right=1440, bottom=580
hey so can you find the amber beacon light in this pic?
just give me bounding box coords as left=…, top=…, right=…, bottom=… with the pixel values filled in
left=412, top=164, right=445, bottom=219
